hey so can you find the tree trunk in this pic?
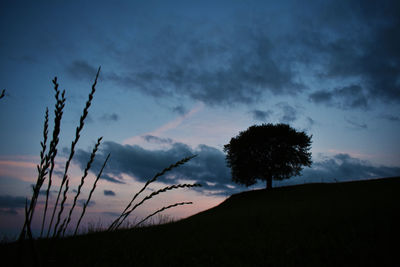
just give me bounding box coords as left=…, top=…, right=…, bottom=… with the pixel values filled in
left=266, top=177, right=272, bottom=190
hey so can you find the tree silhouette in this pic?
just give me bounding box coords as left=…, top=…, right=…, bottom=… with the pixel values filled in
left=224, top=123, right=312, bottom=190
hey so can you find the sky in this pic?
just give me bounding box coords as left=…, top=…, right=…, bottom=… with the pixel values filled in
left=0, top=0, right=399, bottom=238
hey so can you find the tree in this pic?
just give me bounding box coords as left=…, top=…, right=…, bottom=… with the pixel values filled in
left=224, top=123, right=312, bottom=190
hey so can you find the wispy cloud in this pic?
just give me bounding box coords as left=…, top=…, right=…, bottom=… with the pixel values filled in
left=123, top=103, right=203, bottom=146
left=345, top=117, right=368, bottom=130
left=380, top=114, right=400, bottom=122
left=0, top=160, right=36, bottom=169
left=100, top=113, right=119, bottom=122
left=171, top=105, right=187, bottom=115
left=66, top=60, right=99, bottom=81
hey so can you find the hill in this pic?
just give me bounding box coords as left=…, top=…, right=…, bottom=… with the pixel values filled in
left=2, top=177, right=400, bottom=266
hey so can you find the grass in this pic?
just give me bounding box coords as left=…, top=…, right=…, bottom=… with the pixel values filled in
left=10, top=69, right=200, bottom=265
left=2, top=176, right=399, bottom=266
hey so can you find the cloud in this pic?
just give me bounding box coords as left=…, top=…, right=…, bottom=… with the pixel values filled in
left=39, top=189, right=53, bottom=196
left=0, top=208, right=18, bottom=215
left=123, top=104, right=203, bottom=145
left=308, top=90, right=333, bottom=104
left=309, top=85, right=368, bottom=110
left=277, top=103, right=298, bottom=123
left=171, top=105, right=187, bottom=115
left=142, top=135, right=173, bottom=144
left=66, top=60, right=99, bottom=81
left=251, top=110, right=273, bottom=121
left=380, top=114, right=400, bottom=122
left=104, top=190, right=116, bottom=196
left=103, top=21, right=305, bottom=107
left=304, top=117, right=315, bottom=131
left=62, top=1, right=399, bottom=109
left=301, top=1, right=400, bottom=106
left=100, top=174, right=125, bottom=184
left=0, top=195, right=26, bottom=209
left=74, top=141, right=240, bottom=196
left=0, top=195, right=26, bottom=215
left=345, top=117, right=368, bottom=130
left=77, top=199, right=96, bottom=207
left=100, top=113, right=119, bottom=122
left=302, top=153, right=400, bottom=182
left=74, top=138, right=400, bottom=196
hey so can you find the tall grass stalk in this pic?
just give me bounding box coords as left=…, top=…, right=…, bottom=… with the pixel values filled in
left=49, top=67, right=100, bottom=237
left=19, top=106, right=53, bottom=241
left=113, top=183, right=201, bottom=230
left=108, top=155, right=197, bottom=231
left=60, top=137, right=103, bottom=237
left=73, top=153, right=110, bottom=236
left=40, top=79, right=66, bottom=237
left=134, top=201, right=193, bottom=227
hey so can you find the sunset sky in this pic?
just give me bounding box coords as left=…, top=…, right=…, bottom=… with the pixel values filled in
left=0, top=0, right=399, bottom=238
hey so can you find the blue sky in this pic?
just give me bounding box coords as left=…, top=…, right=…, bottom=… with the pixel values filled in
left=0, top=0, right=399, bottom=238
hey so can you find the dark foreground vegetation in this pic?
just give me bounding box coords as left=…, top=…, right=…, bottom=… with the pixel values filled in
left=2, top=177, right=399, bottom=266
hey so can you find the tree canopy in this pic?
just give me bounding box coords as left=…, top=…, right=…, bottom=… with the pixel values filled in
left=224, top=123, right=312, bottom=189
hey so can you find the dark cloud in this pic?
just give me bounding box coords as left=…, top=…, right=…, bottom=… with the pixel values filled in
left=304, top=117, right=315, bottom=131
left=100, top=113, right=119, bottom=122
left=309, top=85, right=368, bottom=110
left=302, top=0, right=400, bottom=107
left=104, top=190, right=116, bottom=196
left=301, top=153, right=400, bottom=182
left=58, top=1, right=399, bottom=110
left=0, top=195, right=26, bottom=215
left=251, top=109, right=273, bottom=121
left=278, top=103, right=298, bottom=123
left=103, top=21, right=305, bottom=107
left=74, top=139, right=400, bottom=196
left=171, top=105, right=187, bottom=115
left=52, top=170, right=64, bottom=179
left=0, top=195, right=26, bottom=209
left=101, top=174, right=125, bottom=184
left=66, top=60, right=98, bottom=81
left=380, top=114, right=400, bottom=122
left=309, top=90, right=333, bottom=104
left=0, top=208, right=18, bottom=215
left=74, top=141, right=241, bottom=196
left=142, top=135, right=173, bottom=144
left=345, top=117, right=368, bottom=130
left=77, top=199, right=96, bottom=207
left=39, top=189, right=54, bottom=196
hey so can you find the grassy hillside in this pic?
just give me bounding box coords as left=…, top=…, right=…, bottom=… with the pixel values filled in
left=2, top=177, right=400, bottom=266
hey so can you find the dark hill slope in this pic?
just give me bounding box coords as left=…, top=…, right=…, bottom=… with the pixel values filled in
left=3, top=177, right=400, bottom=266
